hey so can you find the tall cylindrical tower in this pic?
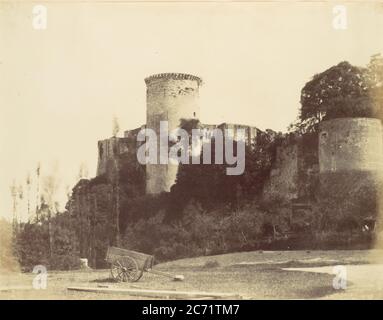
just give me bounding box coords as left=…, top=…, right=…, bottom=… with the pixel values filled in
left=319, top=118, right=383, bottom=173
left=145, top=73, right=202, bottom=194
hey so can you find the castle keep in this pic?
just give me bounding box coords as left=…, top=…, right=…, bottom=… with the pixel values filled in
left=97, top=73, right=258, bottom=193
left=145, top=73, right=202, bottom=194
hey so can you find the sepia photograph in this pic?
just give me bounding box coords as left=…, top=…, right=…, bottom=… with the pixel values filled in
left=1, top=0, right=383, bottom=306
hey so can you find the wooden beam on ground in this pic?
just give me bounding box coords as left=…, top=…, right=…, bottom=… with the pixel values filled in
left=0, top=286, right=32, bottom=292
left=67, top=286, right=242, bottom=299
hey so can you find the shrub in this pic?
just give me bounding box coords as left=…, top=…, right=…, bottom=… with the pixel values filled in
left=15, top=212, right=81, bottom=271
left=49, top=254, right=81, bottom=270
left=122, top=203, right=292, bottom=262
left=16, top=222, right=51, bottom=271
left=0, top=219, right=19, bottom=272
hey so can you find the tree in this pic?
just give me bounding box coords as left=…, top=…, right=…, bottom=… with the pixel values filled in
left=367, top=53, right=383, bottom=119
left=77, top=162, right=89, bottom=180
left=112, top=116, right=120, bottom=137
left=168, top=119, right=279, bottom=218
left=0, top=218, right=19, bottom=272
left=10, top=181, right=19, bottom=235
left=35, top=162, right=41, bottom=221
left=26, top=173, right=32, bottom=222
left=42, top=174, right=60, bottom=216
left=17, top=184, right=24, bottom=222
left=297, top=61, right=376, bottom=133
left=41, top=165, right=61, bottom=258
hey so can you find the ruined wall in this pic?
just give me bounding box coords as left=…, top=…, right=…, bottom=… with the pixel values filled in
left=96, top=133, right=142, bottom=177
left=145, top=73, right=202, bottom=194
left=297, top=133, right=319, bottom=199
left=262, top=132, right=319, bottom=203
left=263, top=139, right=299, bottom=202
left=216, top=123, right=258, bottom=145
left=124, top=125, right=146, bottom=139
left=200, top=123, right=258, bottom=148
left=97, top=137, right=125, bottom=176
left=265, top=118, right=383, bottom=204
left=319, top=118, right=383, bottom=173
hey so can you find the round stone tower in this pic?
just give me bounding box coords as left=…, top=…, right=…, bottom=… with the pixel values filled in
left=319, top=118, right=383, bottom=173
left=145, top=73, right=202, bottom=194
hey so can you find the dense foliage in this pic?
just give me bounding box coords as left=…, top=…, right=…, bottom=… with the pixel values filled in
left=123, top=201, right=292, bottom=261
left=292, top=55, right=383, bottom=133
left=16, top=212, right=80, bottom=271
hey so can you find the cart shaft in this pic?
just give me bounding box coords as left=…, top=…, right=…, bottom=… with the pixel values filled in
left=146, top=269, right=184, bottom=281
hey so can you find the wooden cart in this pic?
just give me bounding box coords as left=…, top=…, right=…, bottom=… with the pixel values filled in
left=105, top=246, right=184, bottom=282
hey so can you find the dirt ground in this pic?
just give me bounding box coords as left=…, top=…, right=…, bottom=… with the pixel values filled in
left=1, top=250, right=383, bottom=299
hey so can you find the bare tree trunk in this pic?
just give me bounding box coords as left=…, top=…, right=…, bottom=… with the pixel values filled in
left=27, top=190, right=30, bottom=221
left=26, top=175, right=31, bottom=222
left=114, top=157, right=121, bottom=247
left=78, top=193, right=84, bottom=257
left=10, top=184, right=18, bottom=238
left=35, top=163, right=41, bottom=222
left=91, top=194, right=97, bottom=267
left=48, top=218, right=53, bottom=259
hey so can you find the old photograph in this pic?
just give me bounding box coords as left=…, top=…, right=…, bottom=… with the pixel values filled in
left=1, top=0, right=383, bottom=303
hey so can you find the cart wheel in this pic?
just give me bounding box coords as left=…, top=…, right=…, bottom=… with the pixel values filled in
left=123, top=257, right=143, bottom=282
left=110, top=257, right=143, bottom=282
left=110, top=260, right=125, bottom=282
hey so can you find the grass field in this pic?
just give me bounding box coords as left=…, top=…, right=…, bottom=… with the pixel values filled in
left=1, top=250, right=383, bottom=299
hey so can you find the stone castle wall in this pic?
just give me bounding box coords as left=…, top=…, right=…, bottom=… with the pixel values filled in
left=97, top=72, right=383, bottom=202
left=262, top=141, right=299, bottom=202
left=96, top=135, right=139, bottom=177
left=264, top=117, right=383, bottom=204
left=319, top=118, right=383, bottom=173
left=97, top=137, right=123, bottom=176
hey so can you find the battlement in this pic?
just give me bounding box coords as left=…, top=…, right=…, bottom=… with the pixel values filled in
left=144, top=73, right=203, bottom=86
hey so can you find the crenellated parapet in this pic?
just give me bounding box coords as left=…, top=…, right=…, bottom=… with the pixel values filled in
left=144, top=73, right=203, bottom=86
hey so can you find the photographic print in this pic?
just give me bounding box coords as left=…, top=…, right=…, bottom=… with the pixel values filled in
left=1, top=0, right=383, bottom=305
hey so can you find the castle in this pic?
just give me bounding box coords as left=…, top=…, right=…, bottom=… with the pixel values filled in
left=97, top=73, right=258, bottom=194
left=96, top=73, right=383, bottom=204
left=68, top=72, right=383, bottom=267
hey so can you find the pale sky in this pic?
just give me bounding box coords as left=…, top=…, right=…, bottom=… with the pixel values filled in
left=1, top=1, right=383, bottom=220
